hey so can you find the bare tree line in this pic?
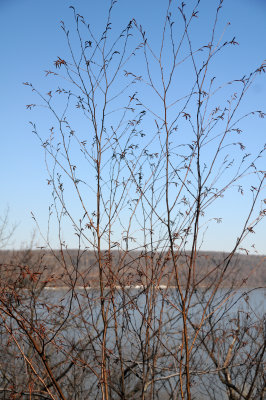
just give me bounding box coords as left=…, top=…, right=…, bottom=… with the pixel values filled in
left=1, top=249, right=265, bottom=289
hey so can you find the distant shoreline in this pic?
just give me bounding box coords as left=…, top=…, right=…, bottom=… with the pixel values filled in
left=1, top=249, right=265, bottom=289
left=42, top=285, right=265, bottom=290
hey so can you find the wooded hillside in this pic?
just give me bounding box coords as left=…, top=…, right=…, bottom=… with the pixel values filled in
left=1, top=249, right=265, bottom=289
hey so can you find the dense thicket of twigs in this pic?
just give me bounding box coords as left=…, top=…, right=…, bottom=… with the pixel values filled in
left=0, top=1, right=265, bottom=399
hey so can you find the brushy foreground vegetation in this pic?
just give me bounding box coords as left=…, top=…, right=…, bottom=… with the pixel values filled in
left=1, top=0, right=265, bottom=398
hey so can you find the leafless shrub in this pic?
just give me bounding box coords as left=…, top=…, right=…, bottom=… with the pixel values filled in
left=1, top=1, right=265, bottom=399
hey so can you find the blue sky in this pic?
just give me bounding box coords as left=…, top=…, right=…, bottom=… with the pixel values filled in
left=0, top=0, right=265, bottom=253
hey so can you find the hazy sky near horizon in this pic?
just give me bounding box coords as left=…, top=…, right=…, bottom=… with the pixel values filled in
left=0, top=0, right=265, bottom=253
